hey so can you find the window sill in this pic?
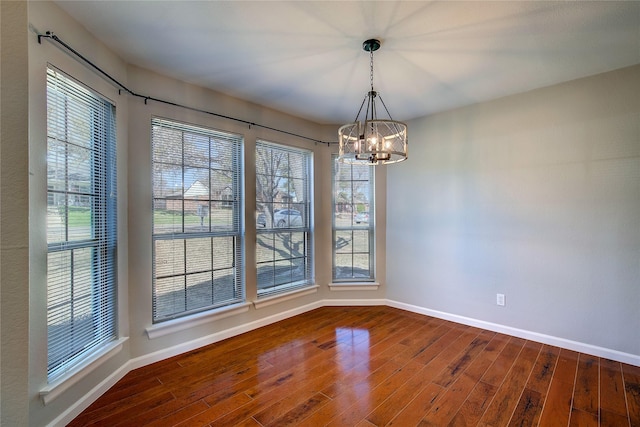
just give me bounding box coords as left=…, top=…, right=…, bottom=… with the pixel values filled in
left=40, top=337, right=129, bottom=405
left=253, top=285, right=319, bottom=310
left=145, top=302, right=252, bottom=340
left=329, top=282, right=381, bottom=291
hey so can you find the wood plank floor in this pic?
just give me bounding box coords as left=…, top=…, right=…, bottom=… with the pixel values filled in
left=69, top=306, right=640, bottom=426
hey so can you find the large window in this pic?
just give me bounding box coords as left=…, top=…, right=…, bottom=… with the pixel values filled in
left=256, top=141, right=313, bottom=296
left=152, top=118, right=243, bottom=322
left=46, top=67, right=117, bottom=381
left=332, top=156, right=375, bottom=281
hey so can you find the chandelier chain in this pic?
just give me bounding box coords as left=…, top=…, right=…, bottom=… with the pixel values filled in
left=370, top=48, right=375, bottom=92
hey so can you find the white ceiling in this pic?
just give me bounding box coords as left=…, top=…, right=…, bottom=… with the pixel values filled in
left=53, top=1, right=640, bottom=125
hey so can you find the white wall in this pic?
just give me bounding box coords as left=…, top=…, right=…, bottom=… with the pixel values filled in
left=386, top=65, right=640, bottom=360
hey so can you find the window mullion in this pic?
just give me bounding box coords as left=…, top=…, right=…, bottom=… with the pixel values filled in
left=183, top=239, right=188, bottom=313
left=181, top=132, right=186, bottom=234
left=64, top=97, right=70, bottom=243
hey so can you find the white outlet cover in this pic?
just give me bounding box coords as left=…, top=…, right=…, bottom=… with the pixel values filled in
left=497, top=293, right=505, bottom=306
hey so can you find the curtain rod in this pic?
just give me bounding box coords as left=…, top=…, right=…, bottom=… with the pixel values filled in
left=38, top=31, right=334, bottom=146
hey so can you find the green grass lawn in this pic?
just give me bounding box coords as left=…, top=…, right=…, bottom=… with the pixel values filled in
left=63, top=207, right=232, bottom=227
left=154, top=210, right=202, bottom=225
left=66, top=207, right=92, bottom=226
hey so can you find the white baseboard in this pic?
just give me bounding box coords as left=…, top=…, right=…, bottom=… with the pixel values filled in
left=51, top=297, right=640, bottom=426
left=386, top=299, right=640, bottom=367
left=323, top=298, right=387, bottom=306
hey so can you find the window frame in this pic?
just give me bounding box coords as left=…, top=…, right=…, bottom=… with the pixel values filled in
left=151, top=117, right=245, bottom=323
left=45, top=66, right=118, bottom=382
left=255, top=140, right=314, bottom=297
left=331, top=155, right=376, bottom=282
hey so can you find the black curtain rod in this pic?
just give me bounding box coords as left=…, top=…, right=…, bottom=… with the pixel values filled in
left=38, top=31, right=334, bottom=146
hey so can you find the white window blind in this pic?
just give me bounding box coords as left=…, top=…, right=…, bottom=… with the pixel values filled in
left=152, top=118, right=244, bottom=322
left=256, top=141, right=313, bottom=296
left=332, top=155, right=375, bottom=281
left=46, top=66, right=118, bottom=382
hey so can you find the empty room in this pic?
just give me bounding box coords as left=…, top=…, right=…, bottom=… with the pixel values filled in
left=1, top=1, right=639, bottom=426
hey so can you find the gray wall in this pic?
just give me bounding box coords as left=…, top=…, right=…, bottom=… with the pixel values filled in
left=386, top=65, right=640, bottom=357
left=1, top=1, right=30, bottom=425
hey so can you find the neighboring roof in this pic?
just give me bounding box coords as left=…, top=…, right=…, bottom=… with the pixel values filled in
left=184, top=180, right=209, bottom=198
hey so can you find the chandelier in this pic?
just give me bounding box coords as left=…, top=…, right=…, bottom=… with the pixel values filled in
left=338, top=39, right=408, bottom=165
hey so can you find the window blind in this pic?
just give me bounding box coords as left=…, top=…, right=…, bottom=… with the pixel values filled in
left=46, top=66, right=118, bottom=381
left=332, top=155, right=375, bottom=281
left=152, top=118, right=244, bottom=322
left=256, top=141, right=313, bottom=296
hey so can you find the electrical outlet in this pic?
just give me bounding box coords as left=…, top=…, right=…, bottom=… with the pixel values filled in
left=496, top=293, right=505, bottom=306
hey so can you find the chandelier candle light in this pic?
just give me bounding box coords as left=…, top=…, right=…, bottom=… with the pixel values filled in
left=338, top=39, right=408, bottom=165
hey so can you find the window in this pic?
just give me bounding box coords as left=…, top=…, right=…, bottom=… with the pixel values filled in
left=46, top=66, right=117, bottom=381
left=332, top=155, right=375, bottom=281
left=256, top=141, right=313, bottom=296
left=152, top=118, right=244, bottom=322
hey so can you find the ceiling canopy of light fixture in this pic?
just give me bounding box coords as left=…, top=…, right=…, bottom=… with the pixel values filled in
left=338, top=39, right=408, bottom=166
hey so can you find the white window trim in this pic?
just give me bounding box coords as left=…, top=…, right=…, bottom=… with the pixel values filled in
left=40, top=337, right=129, bottom=405
left=329, top=282, right=381, bottom=291
left=253, top=284, right=319, bottom=310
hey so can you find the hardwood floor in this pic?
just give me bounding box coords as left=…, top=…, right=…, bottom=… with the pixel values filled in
left=68, top=306, right=640, bottom=426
